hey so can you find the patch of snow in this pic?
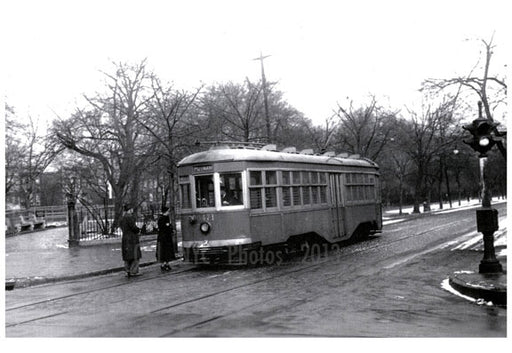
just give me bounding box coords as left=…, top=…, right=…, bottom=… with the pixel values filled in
left=46, top=221, right=67, bottom=227
left=441, top=279, right=497, bottom=307
left=384, top=198, right=506, bottom=217
left=494, top=230, right=507, bottom=247
left=140, top=244, right=156, bottom=252
left=441, top=278, right=476, bottom=303
left=383, top=218, right=406, bottom=226
left=451, top=231, right=482, bottom=250
left=496, top=248, right=507, bottom=257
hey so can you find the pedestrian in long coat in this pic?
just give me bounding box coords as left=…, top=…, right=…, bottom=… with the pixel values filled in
left=156, top=206, right=176, bottom=271
left=120, top=204, right=142, bottom=277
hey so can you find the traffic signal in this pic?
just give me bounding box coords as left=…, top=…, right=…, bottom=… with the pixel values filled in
left=462, top=116, right=500, bottom=156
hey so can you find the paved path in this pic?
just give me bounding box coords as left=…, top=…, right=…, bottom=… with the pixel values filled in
left=5, top=226, right=160, bottom=285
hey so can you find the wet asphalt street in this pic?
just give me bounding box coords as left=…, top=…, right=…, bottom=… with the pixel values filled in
left=5, top=202, right=507, bottom=337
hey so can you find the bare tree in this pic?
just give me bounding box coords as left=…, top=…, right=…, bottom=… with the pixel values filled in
left=305, top=115, right=338, bottom=153
left=137, top=74, right=203, bottom=225
left=5, top=105, right=63, bottom=208
left=5, top=104, right=24, bottom=194
left=333, top=96, right=397, bottom=161
left=399, top=100, right=457, bottom=213
left=54, top=60, right=157, bottom=229
left=390, top=149, right=413, bottom=215
left=202, top=80, right=265, bottom=142
left=423, top=35, right=507, bottom=157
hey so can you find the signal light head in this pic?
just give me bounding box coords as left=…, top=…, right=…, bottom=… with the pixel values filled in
left=462, top=116, right=499, bottom=156
left=479, top=137, right=490, bottom=147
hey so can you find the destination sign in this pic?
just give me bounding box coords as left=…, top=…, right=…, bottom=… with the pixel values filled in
left=193, top=165, right=213, bottom=173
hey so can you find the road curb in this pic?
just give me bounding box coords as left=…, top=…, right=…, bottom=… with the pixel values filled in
left=449, top=272, right=507, bottom=306
left=6, top=258, right=184, bottom=290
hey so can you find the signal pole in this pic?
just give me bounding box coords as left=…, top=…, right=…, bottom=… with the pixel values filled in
left=462, top=102, right=502, bottom=274
left=254, top=52, right=271, bottom=143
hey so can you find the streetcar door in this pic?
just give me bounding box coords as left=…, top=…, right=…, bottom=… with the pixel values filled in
left=329, top=173, right=345, bottom=239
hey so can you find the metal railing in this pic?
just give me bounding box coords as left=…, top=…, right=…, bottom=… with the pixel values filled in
left=76, top=205, right=120, bottom=241
left=76, top=204, right=162, bottom=242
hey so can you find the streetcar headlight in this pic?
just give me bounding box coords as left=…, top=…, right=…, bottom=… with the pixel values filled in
left=199, top=222, right=211, bottom=234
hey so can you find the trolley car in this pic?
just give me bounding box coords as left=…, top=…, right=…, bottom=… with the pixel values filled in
left=177, top=144, right=382, bottom=264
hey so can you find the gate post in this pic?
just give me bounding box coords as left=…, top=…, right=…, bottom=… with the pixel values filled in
left=67, top=193, right=79, bottom=247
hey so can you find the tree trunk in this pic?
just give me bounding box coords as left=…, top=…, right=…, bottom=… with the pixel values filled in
left=412, top=170, right=424, bottom=214
left=113, top=196, right=124, bottom=232
left=444, top=162, right=452, bottom=208
left=438, top=157, right=443, bottom=210
left=398, top=178, right=404, bottom=215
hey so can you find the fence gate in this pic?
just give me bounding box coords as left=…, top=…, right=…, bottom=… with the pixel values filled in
left=76, top=205, right=121, bottom=241
left=76, top=204, right=161, bottom=242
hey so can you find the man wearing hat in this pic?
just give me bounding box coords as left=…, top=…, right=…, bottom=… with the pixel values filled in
left=120, top=204, right=142, bottom=277
left=157, top=206, right=176, bottom=271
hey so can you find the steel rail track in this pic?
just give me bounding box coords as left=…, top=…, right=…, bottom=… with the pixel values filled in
left=159, top=219, right=472, bottom=336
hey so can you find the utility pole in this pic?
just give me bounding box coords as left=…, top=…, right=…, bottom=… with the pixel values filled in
left=254, top=52, right=271, bottom=143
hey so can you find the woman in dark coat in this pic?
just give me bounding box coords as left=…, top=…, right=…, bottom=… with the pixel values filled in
left=120, top=204, right=142, bottom=277
left=157, top=206, right=175, bottom=271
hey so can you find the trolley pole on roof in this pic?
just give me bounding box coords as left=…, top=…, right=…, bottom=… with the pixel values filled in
left=254, top=52, right=272, bottom=143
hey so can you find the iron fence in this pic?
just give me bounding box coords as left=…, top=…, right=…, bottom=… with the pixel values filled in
left=5, top=202, right=173, bottom=244
left=76, top=204, right=162, bottom=241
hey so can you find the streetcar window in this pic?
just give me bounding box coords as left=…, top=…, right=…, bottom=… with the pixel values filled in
left=282, top=171, right=292, bottom=207
left=220, top=173, right=243, bottom=206
left=250, top=171, right=262, bottom=185
left=320, top=186, right=327, bottom=203
left=250, top=171, right=263, bottom=209
left=195, top=175, right=215, bottom=208
left=266, top=187, right=277, bottom=208
left=180, top=183, right=191, bottom=209
left=311, top=172, right=318, bottom=184
left=266, top=171, right=277, bottom=185
left=250, top=189, right=262, bottom=209
left=249, top=170, right=278, bottom=210
left=292, top=186, right=301, bottom=205
left=345, top=173, right=375, bottom=202
left=292, top=171, right=301, bottom=184
left=282, top=171, right=291, bottom=185
left=265, top=171, right=277, bottom=208
left=357, top=186, right=364, bottom=200
left=283, top=187, right=292, bottom=206
left=302, top=186, right=311, bottom=204
left=302, top=171, right=310, bottom=184
left=312, top=186, right=319, bottom=204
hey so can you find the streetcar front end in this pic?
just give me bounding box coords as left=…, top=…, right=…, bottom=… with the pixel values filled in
left=178, top=156, right=261, bottom=264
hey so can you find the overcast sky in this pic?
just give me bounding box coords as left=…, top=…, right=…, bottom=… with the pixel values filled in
left=3, top=0, right=509, bottom=128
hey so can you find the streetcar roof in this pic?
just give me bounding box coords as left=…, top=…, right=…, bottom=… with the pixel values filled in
left=178, top=147, right=378, bottom=168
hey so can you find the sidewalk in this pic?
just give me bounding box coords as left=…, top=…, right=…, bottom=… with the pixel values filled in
left=5, top=226, right=181, bottom=289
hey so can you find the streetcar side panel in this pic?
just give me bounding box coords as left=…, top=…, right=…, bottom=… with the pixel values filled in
left=280, top=208, right=335, bottom=242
